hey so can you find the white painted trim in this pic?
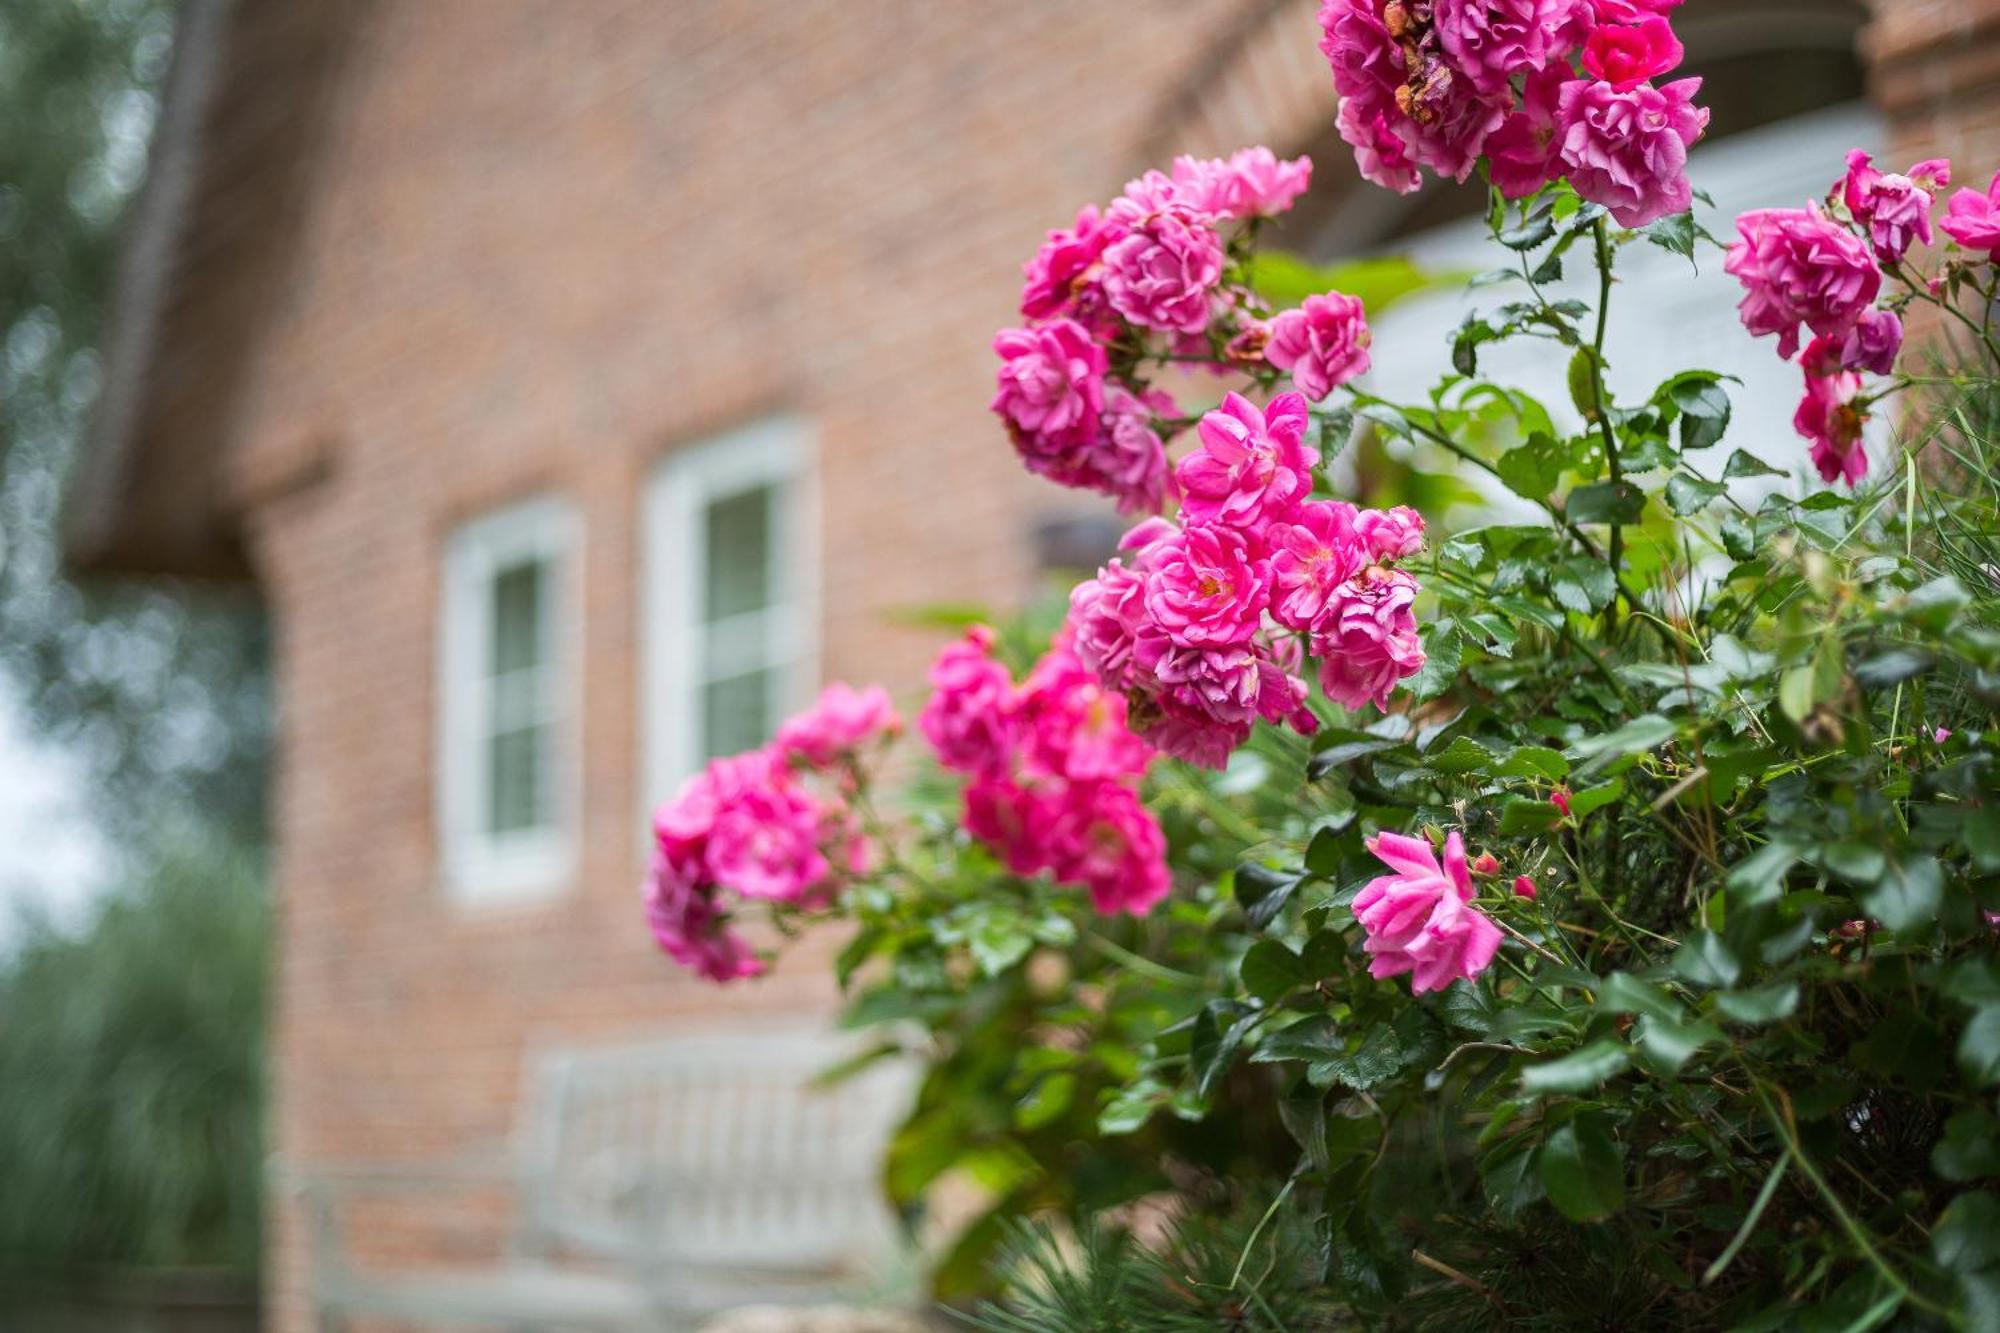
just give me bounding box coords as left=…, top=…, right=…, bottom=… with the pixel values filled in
left=640, top=417, right=819, bottom=823
left=437, top=495, right=582, bottom=907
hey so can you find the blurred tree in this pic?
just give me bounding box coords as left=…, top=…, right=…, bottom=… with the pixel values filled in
left=0, top=0, right=271, bottom=841
left=0, top=822, right=264, bottom=1279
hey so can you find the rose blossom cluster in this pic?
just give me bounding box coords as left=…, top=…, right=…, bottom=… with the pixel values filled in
left=1066, top=391, right=1427, bottom=769
left=1319, top=0, right=1709, bottom=228
left=1353, top=829, right=1504, bottom=993
left=1725, top=151, right=1971, bottom=486
left=994, top=146, right=1380, bottom=515
left=918, top=627, right=1171, bottom=916
left=644, top=683, right=899, bottom=982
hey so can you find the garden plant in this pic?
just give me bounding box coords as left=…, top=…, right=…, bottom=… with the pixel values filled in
left=643, top=2, right=2000, bottom=1326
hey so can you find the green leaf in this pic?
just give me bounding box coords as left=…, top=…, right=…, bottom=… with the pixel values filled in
left=1520, top=1039, right=1630, bottom=1095
left=1567, top=780, right=1625, bottom=819
left=1636, top=1015, right=1725, bottom=1074
left=1716, top=983, right=1800, bottom=1025
left=1241, top=940, right=1311, bottom=1003
left=1569, top=713, right=1677, bottom=763
left=1498, top=795, right=1563, bottom=835
left=1727, top=841, right=1800, bottom=910
left=1497, top=431, right=1568, bottom=500
left=1551, top=558, right=1617, bottom=614
left=1236, top=861, right=1303, bottom=921
left=1569, top=347, right=1601, bottom=419
left=1013, top=1072, right=1076, bottom=1132
left=1665, top=472, right=1726, bottom=515
left=1567, top=481, right=1646, bottom=526
left=1723, top=448, right=1784, bottom=479
left=1097, top=1077, right=1170, bottom=1136
left=1427, top=735, right=1496, bottom=774
left=1305, top=825, right=1345, bottom=879
left=1961, top=1006, right=2000, bottom=1087
left=1406, top=623, right=1464, bottom=701
left=1933, top=1192, right=2000, bottom=1275
left=1935, top=1109, right=2000, bottom=1182
left=1721, top=512, right=1756, bottom=561
left=1597, top=972, right=1684, bottom=1023
left=1862, top=855, right=1943, bottom=933
left=1674, top=930, right=1741, bottom=989
left=1539, top=1113, right=1627, bottom=1221
left=1500, top=745, right=1569, bottom=781
left=1669, top=377, right=1732, bottom=450
left=1642, top=210, right=1699, bottom=266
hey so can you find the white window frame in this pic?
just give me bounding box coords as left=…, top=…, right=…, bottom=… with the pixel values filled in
left=642, top=417, right=819, bottom=816
left=437, top=495, right=582, bottom=907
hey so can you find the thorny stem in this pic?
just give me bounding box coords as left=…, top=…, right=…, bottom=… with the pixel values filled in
left=1590, top=219, right=1628, bottom=903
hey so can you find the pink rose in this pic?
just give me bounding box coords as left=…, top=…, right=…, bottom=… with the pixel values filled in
left=1580, top=16, right=1684, bottom=91
left=1093, top=388, right=1176, bottom=516
left=1485, top=66, right=1572, bottom=200
left=962, top=776, right=1063, bottom=877
left=774, top=682, right=900, bottom=769
left=1794, top=365, right=1869, bottom=488
left=1268, top=500, right=1366, bottom=633
left=1020, top=205, right=1123, bottom=322
left=1317, top=0, right=1512, bottom=187
left=918, top=626, right=1017, bottom=776
left=1724, top=204, right=1882, bottom=360
left=698, top=750, right=833, bottom=903
left=1313, top=567, right=1426, bottom=712
left=1555, top=76, right=1708, bottom=228
left=1354, top=505, right=1427, bottom=561
left=1100, top=205, right=1225, bottom=334
left=1941, top=169, right=2000, bottom=258
left=1171, top=146, right=1312, bottom=219
left=1513, top=875, right=1539, bottom=900
left=991, top=320, right=1106, bottom=460
left=643, top=851, right=765, bottom=984
left=1126, top=701, right=1250, bottom=771
left=1143, top=522, right=1273, bottom=648
left=1338, top=98, right=1422, bottom=196
left=1352, top=830, right=1504, bottom=994
left=1047, top=779, right=1173, bottom=916
left=1803, top=309, right=1902, bottom=377
left=1014, top=645, right=1154, bottom=783
left=1175, top=392, right=1319, bottom=531
left=1068, top=559, right=1151, bottom=694
left=1842, top=151, right=1950, bottom=266
left=1592, top=0, right=1681, bottom=18
left=1435, top=0, right=1588, bottom=95
left=1265, top=293, right=1374, bottom=401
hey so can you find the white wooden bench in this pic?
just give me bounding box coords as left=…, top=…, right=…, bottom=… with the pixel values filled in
left=303, top=1027, right=918, bottom=1331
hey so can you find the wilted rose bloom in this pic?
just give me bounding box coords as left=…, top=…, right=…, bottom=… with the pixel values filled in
left=1434, top=0, right=1588, bottom=95
left=1313, top=567, right=1426, bottom=712
left=1265, top=293, right=1373, bottom=401
left=1725, top=205, right=1882, bottom=360
left=1941, top=169, right=2000, bottom=258
left=1556, top=76, right=1708, bottom=228
left=1795, top=365, right=1869, bottom=488
left=1268, top=500, right=1366, bottom=633
left=1317, top=0, right=1510, bottom=187
left=1352, top=830, right=1504, bottom=994
left=1048, top=779, right=1173, bottom=916
left=1842, top=151, right=1950, bottom=265
left=1582, top=15, right=1684, bottom=89
left=1485, top=65, right=1570, bottom=200
left=1019, top=205, right=1123, bottom=322
left=643, top=851, right=765, bottom=984
left=918, top=626, right=1017, bottom=776
left=1143, top=522, right=1273, bottom=648
left=991, top=319, right=1106, bottom=461
left=1014, top=645, right=1154, bottom=783
left=1171, top=146, right=1312, bottom=219
left=1100, top=205, right=1225, bottom=334
left=1354, top=505, right=1426, bottom=562
left=774, top=682, right=900, bottom=769
left=1175, top=392, right=1319, bottom=531
left=1803, top=310, right=1902, bottom=377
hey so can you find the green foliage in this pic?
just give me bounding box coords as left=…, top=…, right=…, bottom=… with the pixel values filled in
left=820, top=185, right=2000, bottom=1327
left=0, top=823, right=265, bottom=1280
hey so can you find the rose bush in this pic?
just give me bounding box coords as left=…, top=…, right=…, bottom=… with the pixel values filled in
left=638, top=5, right=2000, bottom=1325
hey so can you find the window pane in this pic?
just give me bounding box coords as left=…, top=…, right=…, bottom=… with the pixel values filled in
left=701, top=669, right=773, bottom=762
left=492, top=558, right=545, bottom=676
left=488, top=723, right=547, bottom=834
left=703, top=486, right=775, bottom=623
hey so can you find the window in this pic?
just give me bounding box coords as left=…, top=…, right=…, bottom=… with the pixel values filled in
left=438, top=496, right=580, bottom=904
left=643, top=418, right=816, bottom=812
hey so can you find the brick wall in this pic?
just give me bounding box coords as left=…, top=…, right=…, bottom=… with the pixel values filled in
left=228, top=4, right=1246, bottom=1328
